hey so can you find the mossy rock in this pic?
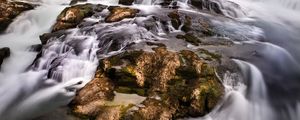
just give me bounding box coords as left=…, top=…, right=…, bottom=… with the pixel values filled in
left=189, top=78, right=224, bottom=116
left=71, top=47, right=224, bottom=119
left=0, top=1, right=34, bottom=32
left=197, top=48, right=222, bottom=63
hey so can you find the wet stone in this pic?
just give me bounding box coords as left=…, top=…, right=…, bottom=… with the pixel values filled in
left=70, top=47, right=224, bottom=119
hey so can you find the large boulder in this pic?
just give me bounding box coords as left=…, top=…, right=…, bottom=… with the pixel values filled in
left=105, top=7, right=139, bottom=23
left=70, top=46, right=224, bottom=119
left=52, top=4, right=106, bottom=32
left=0, top=47, right=10, bottom=69
left=0, top=0, right=34, bottom=33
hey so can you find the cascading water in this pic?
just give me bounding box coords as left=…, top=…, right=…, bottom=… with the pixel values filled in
left=0, top=1, right=96, bottom=120
left=0, top=2, right=70, bottom=119
left=195, top=59, right=274, bottom=120
left=204, top=0, right=300, bottom=120
left=0, top=0, right=300, bottom=120
left=1, top=0, right=163, bottom=119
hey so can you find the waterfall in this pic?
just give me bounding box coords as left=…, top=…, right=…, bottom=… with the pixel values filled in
left=0, top=1, right=92, bottom=119
left=194, top=60, right=274, bottom=120
left=252, top=0, right=300, bottom=10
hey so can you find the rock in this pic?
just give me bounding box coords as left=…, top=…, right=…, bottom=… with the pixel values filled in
left=39, top=31, right=69, bottom=44
left=167, top=10, right=193, bottom=32
left=168, top=10, right=181, bottom=30
left=190, top=0, right=223, bottom=15
left=69, top=0, right=87, bottom=5
left=70, top=46, right=224, bottom=119
left=105, top=7, right=139, bottom=23
left=52, top=4, right=106, bottom=32
left=0, top=0, right=34, bottom=33
left=176, top=33, right=202, bottom=46
left=71, top=70, right=115, bottom=117
left=119, top=0, right=134, bottom=5
left=0, top=47, right=10, bottom=69
left=124, top=98, right=175, bottom=120
left=175, top=14, right=219, bottom=45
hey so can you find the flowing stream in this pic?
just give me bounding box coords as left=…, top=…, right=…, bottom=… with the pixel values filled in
left=0, top=0, right=300, bottom=120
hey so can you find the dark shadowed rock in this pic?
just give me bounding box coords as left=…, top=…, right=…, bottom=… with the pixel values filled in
left=69, top=0, right=87, bottom=5
left=0, top=0, right=34, bottom=33
left=0, top=47, right=10, bottom=69
left=119, top=0, right=134, bottom=5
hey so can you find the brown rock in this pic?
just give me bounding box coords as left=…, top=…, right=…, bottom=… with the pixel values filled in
left=71, top=47, right=224, bottom=119
left=105, top=7, right=139, bottom=23
left=0, top=1, right=34, bottom=32
left=95, top=106, right=122, bottom=120
left=125, top=98, right=175, bottom=120
left=52, top=4, right=106, bottom=32
left=71, top=70, right=115, bottom=116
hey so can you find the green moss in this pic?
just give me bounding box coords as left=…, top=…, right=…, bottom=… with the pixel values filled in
left=115, top=87, right=146, bottom=96
left=116, top=86, right=132, bottom=93
left=200, top=63, right=215, bottom=77
left=197, top=49, right=222, bottom=62
left=196, top=78, right=223, bottom=112
left=120, top=104, right=135, bottom=119
left=176, top=66, right=199, bottom=80
left=121, top=65, right=136, bottom=77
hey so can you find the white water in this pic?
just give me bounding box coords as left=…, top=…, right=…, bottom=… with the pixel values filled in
left=1, top=0, right=164, bottom=119
left=227, top=0, right=300, bottom=24
left=194, top=60, right=274, bottom=120
left=210, top=0, right=300, bottom=120
left=0, top=1, right=99, bottom=119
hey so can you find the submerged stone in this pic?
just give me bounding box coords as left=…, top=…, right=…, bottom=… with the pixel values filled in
left=168, top=10, right=181, bottom=30
left=190, top=0, right=223, bottom=15
left=177, top=33, right=202, bottom=46
left=0, top=47, right=10, bottom=69
left=119, top=0, right=134, bottom=5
